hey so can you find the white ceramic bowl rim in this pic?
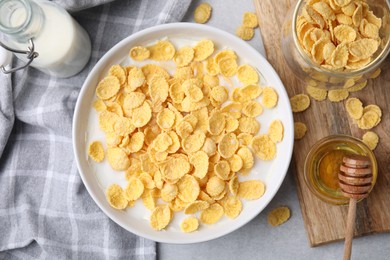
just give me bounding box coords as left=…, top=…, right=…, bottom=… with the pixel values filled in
left=73, top=22, right=294, bottom=244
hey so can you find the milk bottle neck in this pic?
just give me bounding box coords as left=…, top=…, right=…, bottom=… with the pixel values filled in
left=0, top=0, right=44, bottom=43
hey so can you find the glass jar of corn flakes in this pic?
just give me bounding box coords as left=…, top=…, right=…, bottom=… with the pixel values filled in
left=281, top=0, right=390, bottom=90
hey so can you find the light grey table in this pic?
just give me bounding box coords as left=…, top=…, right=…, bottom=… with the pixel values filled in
left=158, top=1, right=390, bottom=259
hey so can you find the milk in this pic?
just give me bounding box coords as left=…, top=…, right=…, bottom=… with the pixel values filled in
left=2, top=0, right=91, bottom=78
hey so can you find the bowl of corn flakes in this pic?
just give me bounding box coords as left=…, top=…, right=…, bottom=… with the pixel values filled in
left=73, top=23, right=294, bottom=243
left=281, top=0, right=390, bottom=89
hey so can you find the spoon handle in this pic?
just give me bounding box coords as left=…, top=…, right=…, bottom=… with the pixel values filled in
left=343, top=198, right=357, bottom=260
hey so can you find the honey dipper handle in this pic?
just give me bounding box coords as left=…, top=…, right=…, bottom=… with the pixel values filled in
left=343, top=198, right=357, bottom=260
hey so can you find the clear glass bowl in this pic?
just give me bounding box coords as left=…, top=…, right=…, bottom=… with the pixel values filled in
left=304, top=135, right=377, bottom=205
left=281, top=0, right=390, bottom=89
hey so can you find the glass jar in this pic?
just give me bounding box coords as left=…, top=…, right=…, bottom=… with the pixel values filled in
left=281, top=0, right=390, bottom=89
left=0, top=0, right=91, bottom=78
left=304, top=135, right=377, bottom=205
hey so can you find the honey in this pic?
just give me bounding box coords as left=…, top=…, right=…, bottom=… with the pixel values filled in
left=304, top=135, right=377, bottom=205
left=318, top=150, right=348, bottom=191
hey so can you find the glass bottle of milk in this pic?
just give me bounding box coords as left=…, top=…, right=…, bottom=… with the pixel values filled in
left=0, top=0, right=91, bottom=78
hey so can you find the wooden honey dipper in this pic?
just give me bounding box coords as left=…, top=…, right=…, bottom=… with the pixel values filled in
left=338, top=155, right=373, bottom=260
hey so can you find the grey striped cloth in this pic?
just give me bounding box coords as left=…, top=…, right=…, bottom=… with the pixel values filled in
left=0, top=0, right=191, bottom=259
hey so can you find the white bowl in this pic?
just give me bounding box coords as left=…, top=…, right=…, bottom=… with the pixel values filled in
left=73, top=23, right=294, bottom=244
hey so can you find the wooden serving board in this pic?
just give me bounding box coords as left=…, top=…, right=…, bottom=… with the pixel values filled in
left=254, top=0, right=390, bottom=246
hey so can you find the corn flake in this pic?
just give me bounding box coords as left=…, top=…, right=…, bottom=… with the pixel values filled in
left=182, top=131, right=206, bottom=154
left=236, top=26, right=254, bottom=41
left=126, top=67, right=145, bottom=92
left=223, top=196, right=243, bottom=219
left=88, top=141, right=105, bottom=162
left=290, top=94, right=310, bottom=113
left=208, top=110, right=226, bottom=135
left=200, top=203, right=224, bottom=224
left=96, top=76, right=120, bottom=100
left=204, top=58, right=219, bottom=77
left=109, top=65, right=127, bottom=85
left=126, top=132, right=144, bottom=153
left=357, top=110, right=380, bottom=130
left=193, top=40, right=214, bottom=61
left=149, top=76, right=169, bottom=103
left=148, top=40, right=175, bottom=61
left=363, top=104, right=382, bottom=117
left=262, top=87, right=278, bottom=109
left=237, top=65, right=259, bottom=85
left=267, top=206, right=291, bottom=227
left=124, top=178, right=144, bottom=201
left=142, top=189, right=157, bottom=211
left=194, top=3, right=212, bottom=24
left=228, top=175, right=239, bottom=196
left=201, top=138, right=217, bottom=156
left=210, top=86, right=228, bottom=104
left=294, top=122, right=307, bottom=140
left=303, top=5, right=325, bottom=28
left=206, top=176, right=225, bottom=197
left=345, top=97, right=363, bottom=120
left=161, top=156, right=190, bottom=181
left=348, top=39, right=379, bottom=60
left=139, top=172, right=156, bottom=190
left=130, top=46, right=150, bottom=61
left=251, top=134, right=276, bottom=161
left=238, top=180, right=265, bottom=200
left=312, top=2, right=336, bottom=21
left=239, top=117, right=260, bottom=135
left=328, top=89, right=349, bottom=102
left=218, top=57, right=238, bottom=77
left=174, top=46, right=194, bottom=67
left=306, top=85, right=327, bottom=101
left=150, top=205, right=172, bottom=230
left=93, top=99, right=107, bottom=112
left=370, top=68, right=382, bottom=79
left=142, top=64, right=170, bottom=84
left=236, top=146, right=254, bottom=171
left=183, top=78, right=204, bottom=102
left=177, top=175, right=200, bottom=203
left=132, top=101, right=152, bottom=127
left=331, top=43, right=349, bottom=69
left=106, top=133, right=122, bottom=148
left=242, top=100, right=263, bottom=117
left=225, top=116, right=239, bottom=133
left=237, top=133, right=253, bottom=146
left=228, top=154, right=243, bottom=173
left=243, top=12, right=258, bottom=28
left=107, top=147, right=130, bottom=171
left=336, top=0, right=352, bottom=8
left=218, top=133, right=239, bottom=159
left=190, top=151, right=209, bottom=179
left=268, top=120, right=284, bottom=143
left=123, top=92, right=145, bottom=111
left=334, top=25, right=356, bottom=43
left=161, top=183, right=178, bottom=203
left=176, top=121, right=194, bottom=139
left=191, top=107, right=209, bottom=132
left=214, top=160, right=231, bottom=180
left=157, top=108, right=175, bottom=130
left=169, top=197, right=186, bottom=212
left=106, top=184, right=128, bottom=210
left=166, top=131, right=180, bottom=154
left=362, top=131, right=379, bottom=150
left=184, top=200, right=210, bottom=214
left=181, top=217, right=199, bottom=233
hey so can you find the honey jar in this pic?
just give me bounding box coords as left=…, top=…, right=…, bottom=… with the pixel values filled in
left=304, top=135, right=377, bottom=205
